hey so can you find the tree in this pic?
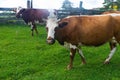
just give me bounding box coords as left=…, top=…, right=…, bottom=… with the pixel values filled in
left=62, top=0, right=73, bottom=10
left=103, top=0, right=120, bottom=10
left=117, top=0, right=120, bottom=4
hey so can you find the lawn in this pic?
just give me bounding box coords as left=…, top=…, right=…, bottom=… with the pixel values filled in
left=0, top=24, right=120, bottom=80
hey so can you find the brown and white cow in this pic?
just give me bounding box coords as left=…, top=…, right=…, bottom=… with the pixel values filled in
left=46, top=13, right=120, bottom=70
left=16, top=8, right=49, bottom=36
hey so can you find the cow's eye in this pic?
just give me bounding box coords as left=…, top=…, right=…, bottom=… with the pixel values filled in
left=59, top=22, right=68, bottom=28
left=55, top=27, right=59, bottom=31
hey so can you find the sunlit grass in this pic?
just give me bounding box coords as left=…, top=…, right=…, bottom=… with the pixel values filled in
left=0, top=24, right=120, bottom=80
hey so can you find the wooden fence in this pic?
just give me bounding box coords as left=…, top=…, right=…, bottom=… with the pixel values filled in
left=0, top=7, right=105, bottom=24
left=57, top=9, right=105, bottom=19
left=0, top=13, right=24, bottom=24
left=0, top=8, right=24, bottom=24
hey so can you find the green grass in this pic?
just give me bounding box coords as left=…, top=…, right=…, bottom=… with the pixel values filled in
left=0, top=24, right=120, bottom=80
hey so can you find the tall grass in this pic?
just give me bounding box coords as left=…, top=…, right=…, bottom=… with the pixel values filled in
left=0, top=24, right=120, bottom=80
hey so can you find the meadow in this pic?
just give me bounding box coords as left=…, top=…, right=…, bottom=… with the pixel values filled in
left=0, top=24, right=120, bottom=80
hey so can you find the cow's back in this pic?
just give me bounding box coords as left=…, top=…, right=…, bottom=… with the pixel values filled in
left=56, top=15, right=114, bottom=46
left=77, top=15, right=114, bottom=46
left=22, top=9, right=49, bottom=23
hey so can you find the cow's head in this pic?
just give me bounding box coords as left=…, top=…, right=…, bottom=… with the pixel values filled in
left=46, top=10, right=68, bottom=45
left=46, top=10, right=58, bottom=44
left=16, top=7, right=25, bottom=18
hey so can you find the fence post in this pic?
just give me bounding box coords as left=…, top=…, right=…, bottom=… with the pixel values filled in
left=27, top=0, right=31, bottom=8
left=31, top=0, right=33, bottom=8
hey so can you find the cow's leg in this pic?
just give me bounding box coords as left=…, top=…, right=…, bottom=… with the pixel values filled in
left=104, top=39, right=117, bottom=64
left=77, top=48, right=86, bottom=64
left=109, top=37, right=117, bottom=50
left=67, top=48, right=76, bottom=70
left=31, top=23, right=34, bottom=36
left=33, top=23, right=38, bottom=35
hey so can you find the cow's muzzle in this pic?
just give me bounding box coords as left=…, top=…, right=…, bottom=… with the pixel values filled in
left=47, top=37, right=55, bottom=45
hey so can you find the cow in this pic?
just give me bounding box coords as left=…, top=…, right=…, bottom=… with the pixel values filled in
left=46, top=12, right=120, bottom=70
left=16, top=8, right=49, bottom=36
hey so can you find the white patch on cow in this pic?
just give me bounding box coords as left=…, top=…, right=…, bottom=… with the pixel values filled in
left=35, top=20, right=39, bottom=23
left=16, top=6, right=22, bottom=14
left=93, top=15, right=108, bottom=16
left=104, top=13, right=120, bottom=17
left=65, top=15, right=110, bottom=19
left=105, top=47, right=117, bottom=63
left=46, top=10, right=58, bottom=39
left=63, top=42, right=83, bottom=50
left=46, top=18, right=58, bottom=39
left=20, top=14, right=22, bottom=17
left=70, top=52, right=72, bottom=56
left=64, top=42, right=70, bottom=49
left=28, top=22, right=32, bottom=25
left=31, top=24, right=34, bottom=29
left=110, top=14, right=120, bottom=17
left=78, top=48, right=85, bottom=58
left=48, top=9, right=58, bottom=18
left=112, top=37, right=117, bottom=43
left=66, top=15, right=80, bottom=18
left=69, top=44, right=85, bottom=59
left=70, top=44, right=77, bottom=49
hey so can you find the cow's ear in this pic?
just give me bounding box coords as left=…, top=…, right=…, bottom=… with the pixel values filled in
left=59, top=22, right=68, bottom=28
left=21, top=9, right=26, bottom=12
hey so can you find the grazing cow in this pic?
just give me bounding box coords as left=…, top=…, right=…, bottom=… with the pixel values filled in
left=46, top=12, right=120, bottom=70
left=16, top=8, right=49, bottom=36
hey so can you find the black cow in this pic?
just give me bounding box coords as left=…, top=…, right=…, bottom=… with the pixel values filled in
left=16, top=8, right=49, bottom=36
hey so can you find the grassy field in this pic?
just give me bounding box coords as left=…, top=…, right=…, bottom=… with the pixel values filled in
left=0, top=24, right=120, bottom=80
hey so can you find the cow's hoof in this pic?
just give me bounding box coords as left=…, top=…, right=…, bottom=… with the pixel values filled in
left=67, top=65, right=72, bottom=70
left=80, top=63, right=86, bottom=66
left=82, top=61, right=86, bottom=65
left=104, top=60, right=110, bottom=64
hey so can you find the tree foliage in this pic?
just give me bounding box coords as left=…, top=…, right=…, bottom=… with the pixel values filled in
left=62, top=0, right=73, bottom=10
left=103, top=0, right=120, bottom=10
